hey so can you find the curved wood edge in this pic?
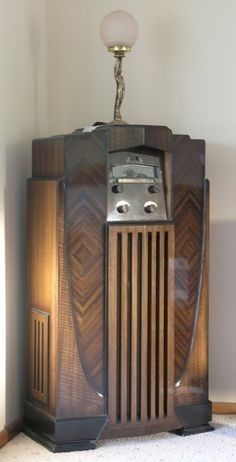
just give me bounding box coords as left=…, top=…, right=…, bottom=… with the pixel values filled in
left=0, top=419, right=23, bottom=449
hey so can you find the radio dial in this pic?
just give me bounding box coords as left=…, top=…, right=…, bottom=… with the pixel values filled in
left=116, top=201, right=129, bottom=214
left=112, top=184, right=123, bottom=193
left=144, top=201, right=158, bottom=213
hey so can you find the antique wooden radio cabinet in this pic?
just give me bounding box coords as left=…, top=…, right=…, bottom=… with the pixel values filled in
left=24, top=124, right=213, bottom=451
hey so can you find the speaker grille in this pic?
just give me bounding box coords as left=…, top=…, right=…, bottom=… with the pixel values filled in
left=30, top=308, right=49, bottom=404
left=108, top=225, right=175, bottom=425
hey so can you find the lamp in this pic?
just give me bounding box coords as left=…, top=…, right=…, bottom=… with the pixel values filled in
left=100, top=10, right=139, bottom=124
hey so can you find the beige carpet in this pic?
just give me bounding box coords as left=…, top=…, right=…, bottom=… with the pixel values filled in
left=0, top=415, right=236, bottom=462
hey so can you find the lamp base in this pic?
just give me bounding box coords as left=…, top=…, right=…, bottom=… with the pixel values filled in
left=109, top=120, right=128, bottom=125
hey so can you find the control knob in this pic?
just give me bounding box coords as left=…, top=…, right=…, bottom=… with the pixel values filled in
left=144, top=201, right=158, bottom=213
left=116, top=201, right=129, bottom=214
left=149, top=184, right=161, bottom=193
left=112, top=184, right=123, bottom=193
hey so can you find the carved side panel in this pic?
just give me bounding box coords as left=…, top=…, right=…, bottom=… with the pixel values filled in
left=64, top=132, right=107, bottom=397
left=27, top=180, right=58, bottom=414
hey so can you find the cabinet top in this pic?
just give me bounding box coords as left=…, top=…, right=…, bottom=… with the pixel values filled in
left=32, top=124, right=205, bottom=179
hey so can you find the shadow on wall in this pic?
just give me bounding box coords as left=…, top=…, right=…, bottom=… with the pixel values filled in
left=4, top=141, right=31, bottom=425
left=209, top=221, right=236, bottom=401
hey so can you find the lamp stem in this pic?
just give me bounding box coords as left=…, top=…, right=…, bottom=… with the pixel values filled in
left=113, top=55, right=125, bottom=122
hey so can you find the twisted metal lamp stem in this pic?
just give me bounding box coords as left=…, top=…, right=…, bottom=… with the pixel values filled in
left=113, top=55, right=125, bottom=122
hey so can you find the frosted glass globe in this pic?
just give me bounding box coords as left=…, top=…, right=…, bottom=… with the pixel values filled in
left=100, top=10, right=139, bottom=49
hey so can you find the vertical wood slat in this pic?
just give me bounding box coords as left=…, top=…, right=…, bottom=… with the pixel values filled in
left=34, top=320, right=38, bottom=390
left=108, top=225, right=175, bottom=426
left=150, top=232, right=157, bottom=420
left=158, top=232, right=165, bottom=418
left=165, top=232, right=175, bottom=415
left=108, top=232, right=118, bottom=423
left=140, top=231, right=148, bottom=422
left=130, top=233, right=138, bottom=423
left=39, top=320, right=43, bottom=394
left=120, top=233, right=128, bottom=423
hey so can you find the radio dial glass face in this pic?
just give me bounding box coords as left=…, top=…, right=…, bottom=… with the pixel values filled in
left=111, top=164, right=159, bottom=184
left=107, top=150, right=167, bottom=221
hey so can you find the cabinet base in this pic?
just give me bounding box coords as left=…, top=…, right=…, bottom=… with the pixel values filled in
left=172, top=401, right=214, bottom=436
left=24, top=401, right=107, bottom=453
left=24, top=426, right=96, bottom=452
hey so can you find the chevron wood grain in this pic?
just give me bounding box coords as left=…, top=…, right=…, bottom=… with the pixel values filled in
left=175, top=180, right=209, bottom=406
left=65, top=133, right=107, bottom=397
left=57, top=181, right=105, bottom=418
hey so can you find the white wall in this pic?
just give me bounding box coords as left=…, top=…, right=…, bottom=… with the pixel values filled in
left=0, top=0, right=47, bottom=430
left=47, top=0, right=236, bottom=402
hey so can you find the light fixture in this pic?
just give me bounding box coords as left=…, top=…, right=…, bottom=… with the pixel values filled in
left=100, top=10, right=139, bottom=124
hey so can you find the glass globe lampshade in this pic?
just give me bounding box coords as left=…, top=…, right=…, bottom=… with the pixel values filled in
left=100, top=10, right=139, bottom=52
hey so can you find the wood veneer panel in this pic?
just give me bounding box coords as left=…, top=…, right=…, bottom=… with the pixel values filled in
left=27, top=180, right=58, bottom=414
left=32, top=138, right=65, bottom=178
left=172, top=135, right=205, bottom=385
left=57, top=181, right=104, bottom=418
left=109, top=126, right=145, bottom=151
left=144, top=126, right=172, bottom=151
left=65, top=132, right=107, bottom=396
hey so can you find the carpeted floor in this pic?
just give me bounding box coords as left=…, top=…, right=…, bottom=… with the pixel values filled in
left=0, top=415, right=236, bottom=462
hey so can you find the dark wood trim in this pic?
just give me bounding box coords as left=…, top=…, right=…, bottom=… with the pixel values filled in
left=173, top=401, right=214, bottom=435
left=24, top=401, right=107, bottom=452
left=24, top=427, right=97, bottom=452
left=173, top=423, right=214, bottom=436
left=0, top=419, right=23, bottom=449
left=212, top=403, right=236, bottom=414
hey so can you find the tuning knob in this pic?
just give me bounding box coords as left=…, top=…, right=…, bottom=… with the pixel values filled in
left=116, top=201, right=129, bottom=213
left=148, top=184, right=161, bottom=193
left=144, top=201, right=158, bottom=213
left=112, top=184, right=123, bottom=193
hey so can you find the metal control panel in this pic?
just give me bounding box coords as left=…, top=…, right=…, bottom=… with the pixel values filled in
left=107, top=151, right=167, bottom=221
